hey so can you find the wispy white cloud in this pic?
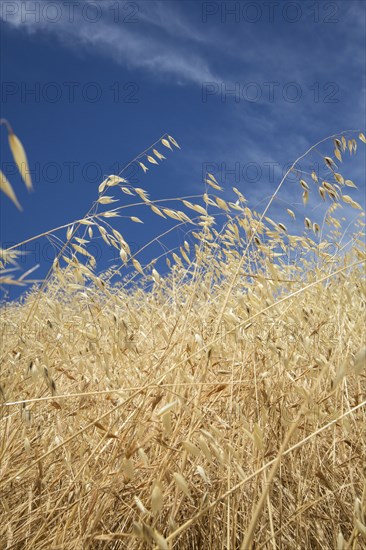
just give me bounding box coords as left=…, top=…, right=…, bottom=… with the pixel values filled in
left=0, top=0, right=218, bottom=84
left=137, top=1, right=211, bottom=44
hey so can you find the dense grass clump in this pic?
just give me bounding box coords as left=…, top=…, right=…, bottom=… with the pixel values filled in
left=0, top=132, right=365, bottom=549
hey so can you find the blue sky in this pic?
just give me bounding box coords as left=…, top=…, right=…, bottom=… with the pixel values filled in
left=0, top=0, right=365, bottom=299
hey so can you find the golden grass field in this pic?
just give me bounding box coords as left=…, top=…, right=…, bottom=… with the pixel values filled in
left=0, top=131, right=365, bottom=549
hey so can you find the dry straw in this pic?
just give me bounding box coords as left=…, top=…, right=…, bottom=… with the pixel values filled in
left=0, top=130, right=365, bottom=549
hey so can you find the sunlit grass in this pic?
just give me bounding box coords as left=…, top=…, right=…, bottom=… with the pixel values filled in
left=0, top=131, right=365, bottom=549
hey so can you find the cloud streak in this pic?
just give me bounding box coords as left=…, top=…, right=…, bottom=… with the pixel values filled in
left=0, top=0, right=218, bottom=84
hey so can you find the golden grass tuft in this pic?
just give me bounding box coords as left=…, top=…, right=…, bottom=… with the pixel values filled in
left=0, top=132, right=365, bottom=549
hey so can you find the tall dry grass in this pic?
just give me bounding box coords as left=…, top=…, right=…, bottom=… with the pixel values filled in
left=0, top=132, right=365, bottom=549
